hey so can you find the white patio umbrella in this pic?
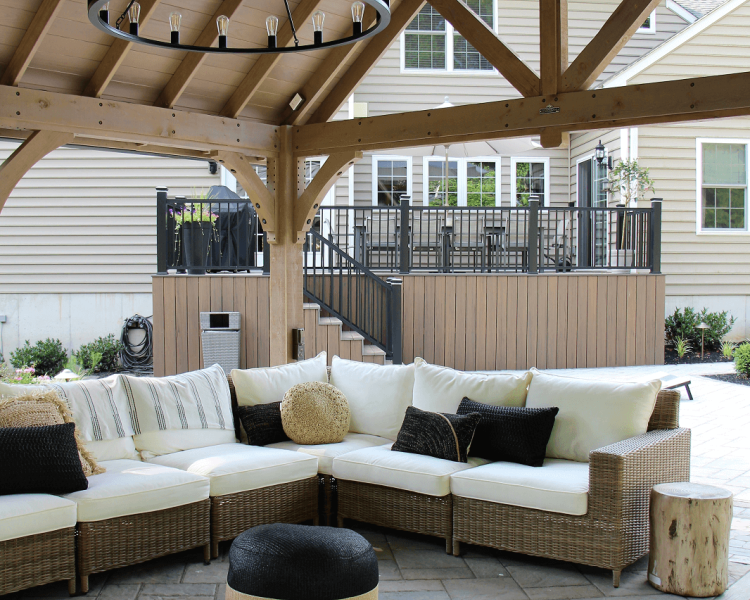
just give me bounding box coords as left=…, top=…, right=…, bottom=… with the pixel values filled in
left=386, top=97, right=540, bottom=205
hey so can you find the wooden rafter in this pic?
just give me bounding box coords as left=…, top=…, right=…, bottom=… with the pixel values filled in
left=294, top=71, right=750, bottom=154
left=0, top=130, right=73, bottom=211
left=0, top=0, right=65, bottom=86
left=83, top=0, right=162, bottom=98
left=1, top=86, right=278, bottom=156
left=154, top=0, right=244, bottom=109
left=294, top=151, right=362, bottom=237
left=427, top=0, right=540, bottom=97
left=221, top=0, right=322, bottom=118
left=212, top=150, right=277, bottom=234
left=306, top=0, right=427, bottom=125
left=562, top=0, right=661, bottom=92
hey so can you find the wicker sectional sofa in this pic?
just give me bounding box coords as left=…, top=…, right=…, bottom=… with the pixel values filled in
left=0, top=352, right=690, bottom=595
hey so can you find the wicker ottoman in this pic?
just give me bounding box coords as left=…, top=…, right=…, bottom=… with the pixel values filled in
left=226, top=524, right=378, bottom=600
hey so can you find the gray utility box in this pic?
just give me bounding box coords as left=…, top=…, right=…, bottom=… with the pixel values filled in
left=200, top=312, right=241, bottom=373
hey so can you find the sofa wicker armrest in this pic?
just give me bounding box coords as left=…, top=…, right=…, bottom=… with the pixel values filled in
left=648, top=389, right=681, bottom=431
left=587, top=427, right=691, bottom=560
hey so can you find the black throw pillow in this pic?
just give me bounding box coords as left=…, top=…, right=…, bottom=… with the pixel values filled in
left=0, top=422, right=88, bottom=495
left=392, top=406, right=481, bottom=463
left=457, top=398, right=559, bottom=467
left=238, top=402, right=290, bottom=446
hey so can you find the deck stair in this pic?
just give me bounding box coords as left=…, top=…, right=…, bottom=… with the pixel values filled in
left=303, top=303, right=386, bottom=364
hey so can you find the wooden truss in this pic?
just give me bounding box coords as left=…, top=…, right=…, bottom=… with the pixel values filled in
left=1, top=0, right=749, bottom=362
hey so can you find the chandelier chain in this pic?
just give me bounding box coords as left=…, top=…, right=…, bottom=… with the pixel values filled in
left=282, top=0, right=300, bottom=46
left=115, top=0, right=135, bottom=30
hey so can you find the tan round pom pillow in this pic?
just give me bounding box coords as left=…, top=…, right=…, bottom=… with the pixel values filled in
left=280, top=382, right=350, bottom=445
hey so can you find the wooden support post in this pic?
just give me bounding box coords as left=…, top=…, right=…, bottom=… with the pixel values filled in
left=0, top=130, right=73, bottom=212
left=267, top=126, right=305, bottom=365
left=540, top=0, right=567, bottom=148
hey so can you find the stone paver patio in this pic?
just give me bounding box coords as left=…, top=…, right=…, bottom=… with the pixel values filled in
left=7, top=362, right=750, bottom=600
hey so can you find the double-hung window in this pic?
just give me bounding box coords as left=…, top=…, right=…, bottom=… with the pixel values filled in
left=373, top=156, right=412, bottom=206
left=403, top=0, right=495, bottom=72
left=423, top=157, right=500, bottom=206
left=511, top=157, right=549, bottom=206
left=698, top=140, right=748, bottom=232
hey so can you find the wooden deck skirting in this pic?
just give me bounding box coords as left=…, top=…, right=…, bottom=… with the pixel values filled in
left=152, top=272, right=664, bottom=376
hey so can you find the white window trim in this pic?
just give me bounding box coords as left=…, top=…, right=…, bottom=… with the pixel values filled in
left=372, top=155, right=413, bottom=207
left=422, top=156, right=501, bottom=206
left=399, top=0, right=498, bottom=74
left=510, top=156, right=550, bottom=207
left=637, top=10, right=657, bottom=34
left=695, top=138, right=750, bottom=235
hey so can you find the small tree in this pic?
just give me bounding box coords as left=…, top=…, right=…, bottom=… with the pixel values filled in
left=608, top=159, right=655, bottom=207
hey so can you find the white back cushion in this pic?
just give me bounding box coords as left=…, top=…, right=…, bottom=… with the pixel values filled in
left=124, top=364, right=235, bottom=457
left=525, top=368, right=661, bottom=462
left=231, top=351, right=328, bottom=406
left=83, top=437, right=140, bottom=462
left=330, top=356, right=414, bottom=441
left=413, top=358, right=532, bottom=414
left=0, top=381, right=46, bottom=398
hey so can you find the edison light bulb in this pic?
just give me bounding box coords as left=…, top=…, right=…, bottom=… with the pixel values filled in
left=217, top=15, right=229, bottom=48
left=100, top=2, right=110, bottom=24
left=169, top=12, right=181, bottom=43
left=128, top=2, right=140, bottom=35
left=266, top=16, right=279, bottom=48
left=351, top=1, right=364, bottom=35
left=312, top=10, right=325, bottom=45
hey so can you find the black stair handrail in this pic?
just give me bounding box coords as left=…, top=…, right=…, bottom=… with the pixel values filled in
left=303, top=229, right=402, bottom=363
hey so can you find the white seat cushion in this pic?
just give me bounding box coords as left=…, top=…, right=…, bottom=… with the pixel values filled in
left=267, top=433, right=392, bottom=475
left=526, top=368, right=661, bottom=462
left=450, top=459, right=590, bottom=516
left=332, top=443, right=489, bottom=497
left=413, top=358, right=532, bottom=414
left=63, top=459, right=210, bottom=522
left=147, top=443, right=319, bottom=496
left=0, top=494, right=77, bottom=542
left=329, top=357, right=414, bottom=441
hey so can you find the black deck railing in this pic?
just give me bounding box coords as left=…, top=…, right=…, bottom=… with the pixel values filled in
left=156, top=187, right=269, bottom=274
left=313, top=198, right=663, bottom=275
left=303, top=230, right=402, bottom=363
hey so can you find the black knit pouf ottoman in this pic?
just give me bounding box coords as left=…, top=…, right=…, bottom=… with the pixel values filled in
left=226, top=524, right=379, bottom=600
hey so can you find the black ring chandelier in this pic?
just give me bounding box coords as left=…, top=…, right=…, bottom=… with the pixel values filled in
left=87, top=0, right=390, bottom=54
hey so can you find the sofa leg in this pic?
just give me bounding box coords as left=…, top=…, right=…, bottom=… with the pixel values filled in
left=612, top=569, right=621, bottom=588
left=337, top=516, right=344, bottom=528
left=445, top=538, right=452, bottom=554
left=67, top=579, right=76, bottom=596
left=313, top=515, right=320, bottom=526
left=452, top=540, right=461, bottom=556
left=205, top=543, right=213, bottom=564
left=79, top=576, right=89, bottom=594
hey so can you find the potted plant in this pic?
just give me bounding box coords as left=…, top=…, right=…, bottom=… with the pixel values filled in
left=174, top=190, right=218, bottom=274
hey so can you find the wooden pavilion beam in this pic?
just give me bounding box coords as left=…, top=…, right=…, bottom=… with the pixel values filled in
left=221, top=0, right=322, bottom=118
left=0, top=85, right=278, bottom=156
left=294, top=150, right=361, bottom=239
left=83, top=0, right=162, bottom=98
left=293, top=71, right=750, bottom=154
left=0, top=130, right=73, bottom=212
left=562, top=0, right=661, bottom=93
left=0, top=0, right=65, bottom=86
left=428, top=0, right=540, bottom=97
left=305, top=0, right=427, bottom=125
left=154, top=0, right=244, bottom=109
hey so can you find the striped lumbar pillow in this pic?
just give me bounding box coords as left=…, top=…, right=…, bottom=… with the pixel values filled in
left=123, top=364, right=236, bottom=458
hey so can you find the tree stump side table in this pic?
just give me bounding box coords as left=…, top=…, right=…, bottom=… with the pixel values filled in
left=648, top=482, right=733, bottom=597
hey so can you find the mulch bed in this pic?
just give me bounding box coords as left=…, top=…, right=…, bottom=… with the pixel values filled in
left=665, top=348, right=734, bottom=365
left=705, top=373, right=750, bottom=387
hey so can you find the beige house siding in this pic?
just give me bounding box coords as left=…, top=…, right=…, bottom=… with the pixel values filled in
left=0, top=141, right=220, bottom=294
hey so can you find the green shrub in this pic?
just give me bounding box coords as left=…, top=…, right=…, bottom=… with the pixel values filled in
left=9, top=338, right=68, bottom=377
left=75, top=334, right=123, bottom=373
left=734, top=343, right=750, bottom=376
left=665, top=307, right=736, bottom=350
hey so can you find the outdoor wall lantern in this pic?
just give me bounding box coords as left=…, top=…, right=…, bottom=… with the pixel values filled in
left=89, top=0, right=388, bottom=55
left=595, top=140, right=614, bottom=171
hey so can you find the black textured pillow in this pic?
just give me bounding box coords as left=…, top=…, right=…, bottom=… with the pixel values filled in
left=457, top=398, right=559, bottom=467
left=238, top=402, right=289, bottom=446
left=0, top=422, right=88, bottom=495
left=392, top=406, right=481, bottom=463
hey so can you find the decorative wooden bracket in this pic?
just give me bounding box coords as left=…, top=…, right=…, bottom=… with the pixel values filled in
left=0, top=130, right=73, bottom=212
left=212, top=150, right=277, bottom=238
left=294, top=151, right=362, bottom=242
